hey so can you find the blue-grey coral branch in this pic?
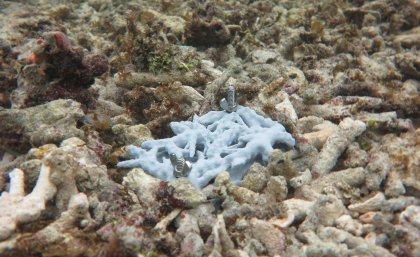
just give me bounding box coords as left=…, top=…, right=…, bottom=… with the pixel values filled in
left=118, top=106, right=295, bottom=188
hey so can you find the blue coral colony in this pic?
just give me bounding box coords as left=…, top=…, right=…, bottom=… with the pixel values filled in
left=118, top=86, right=295, bottom=188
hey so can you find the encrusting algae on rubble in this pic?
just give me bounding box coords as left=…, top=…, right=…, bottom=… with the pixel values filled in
left=0, top=0, right=419, bottom=256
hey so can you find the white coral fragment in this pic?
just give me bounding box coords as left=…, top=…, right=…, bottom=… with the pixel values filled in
left=348, top=192, right=386, bottom=213
left=399, top=205, right=420, bottom=229
left=250, top=218, right=286, bottom=256
left=335, top=215, right=363, bottom=236
left=312, top=118, right=366, bottom=176
left=275, top=199, right=314, bottom=228
left=301, top=121, right=338, bottom=149
left=206, top=214, right=235, bottom=256
left=0, top=165, right=57, bottom=241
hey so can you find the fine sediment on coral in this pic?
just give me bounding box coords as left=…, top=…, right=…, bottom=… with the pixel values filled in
left=0, top=99, right=84, bottom=153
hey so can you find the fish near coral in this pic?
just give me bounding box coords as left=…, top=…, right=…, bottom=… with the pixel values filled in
left=118, top=104, right=295, bottom=188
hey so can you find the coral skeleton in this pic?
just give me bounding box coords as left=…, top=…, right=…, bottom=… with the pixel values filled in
left=0, top=165, right=56, bottom=241
left=118, top=105, right=295, bottom=188
left=311, top=118, right=366, bottom=177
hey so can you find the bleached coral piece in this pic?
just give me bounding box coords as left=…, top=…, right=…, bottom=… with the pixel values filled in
left=205, top=214, right=235, bottom=256
left=308, top=167, right=366, bottom=196
left=312, top=118, right=366, bottom=177
left=31, top=193, right=92, bottom=244
left=335, top=215, right=363, bottom=236
left=250, top=218, right=286, bottom=256
left=275, top=92, right=298, bottom=123
left=318, top=227, right=395, bottom=257
left=176, top=212, right=205, bottom=257
left=348, top=192, right=386, bottom=213
left=300, top=230, right=349, bottom=257
left=275, top=199, right=314, bottom=228
left=289, top=169, right=312, bottom=188
left=0, top=193, right=94, bottom=257
left=0, top=165, right=57, bottom=241
left=399, top=205, right=420, bottom=229
left=301, top=121, right=338, bottom=149
left=118, top=105, right=295, bottom=188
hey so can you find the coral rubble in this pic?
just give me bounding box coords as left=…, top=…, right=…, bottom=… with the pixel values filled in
left=0, top=0, right=419, bottom=256
left=12, top=31, right=108, bottom=108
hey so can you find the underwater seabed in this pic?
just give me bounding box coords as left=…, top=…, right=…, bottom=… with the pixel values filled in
left=0, top=0, right=419, bottom=256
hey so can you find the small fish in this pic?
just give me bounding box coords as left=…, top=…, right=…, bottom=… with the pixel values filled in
left=220, top=85, right=238, bottom=112
left=170, top=153, right=192, bottom=178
